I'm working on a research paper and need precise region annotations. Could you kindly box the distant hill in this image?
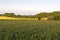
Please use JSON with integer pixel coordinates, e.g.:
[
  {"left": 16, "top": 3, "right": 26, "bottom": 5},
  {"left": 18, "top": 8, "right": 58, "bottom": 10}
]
[{"left": 35, "top": 11, "right": 60, "bottom": 20}]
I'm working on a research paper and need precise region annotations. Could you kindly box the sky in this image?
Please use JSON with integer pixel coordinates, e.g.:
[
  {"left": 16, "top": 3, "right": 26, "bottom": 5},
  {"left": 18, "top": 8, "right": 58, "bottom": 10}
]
[{"left": 0, "top": 0, "right": 60, "bottom": 15}]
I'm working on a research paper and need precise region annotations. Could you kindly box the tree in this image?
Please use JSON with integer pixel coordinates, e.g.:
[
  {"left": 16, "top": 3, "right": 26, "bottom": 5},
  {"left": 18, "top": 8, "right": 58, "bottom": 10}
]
[
  {"left": 4, "top": 13, "right": 16, "bottom": 17},
  {"left": 35, "top": 12, "right": 51, "bottom": 20}
]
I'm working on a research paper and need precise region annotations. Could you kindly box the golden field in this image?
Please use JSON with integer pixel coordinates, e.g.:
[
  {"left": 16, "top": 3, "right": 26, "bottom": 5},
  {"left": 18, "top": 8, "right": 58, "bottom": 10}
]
[{"left": 0, "top": 16, "right": 38, "bottom": 20}]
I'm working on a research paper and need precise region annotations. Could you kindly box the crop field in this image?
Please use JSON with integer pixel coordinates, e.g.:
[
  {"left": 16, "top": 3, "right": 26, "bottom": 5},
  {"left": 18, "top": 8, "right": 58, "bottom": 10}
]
[
  {"left": 0, "top": 20, "right": 60, "bottom": 40},
  {"left": 0, "top": 16, "right": 38, "bottom": 20}
]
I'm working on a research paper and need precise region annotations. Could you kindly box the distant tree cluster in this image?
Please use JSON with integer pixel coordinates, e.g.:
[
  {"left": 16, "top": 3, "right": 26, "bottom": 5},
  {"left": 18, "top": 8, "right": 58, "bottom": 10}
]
[
  {"left": 0, "top": 11, "right": 60, "bottom": 20},
  {"left": 35, "top": 11, "right": 60, "bottom": 20},
  {"left": 0, "top": 13, "right": 35, "bottom": 18}
]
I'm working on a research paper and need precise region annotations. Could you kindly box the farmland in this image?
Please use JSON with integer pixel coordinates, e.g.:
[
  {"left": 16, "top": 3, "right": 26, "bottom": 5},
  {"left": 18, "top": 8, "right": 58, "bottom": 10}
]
[
  {"left": 0, "top": 16, "right": 38, "bottom": 20},
  {"left": 0, "top": 20, "right": 60, "bottom": 40}
]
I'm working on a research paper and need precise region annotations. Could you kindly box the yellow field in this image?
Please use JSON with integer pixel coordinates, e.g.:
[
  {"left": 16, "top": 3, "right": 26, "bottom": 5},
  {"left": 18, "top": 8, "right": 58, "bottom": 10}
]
[
  {"left": 41, "top": 17, "right": 48, "bottom": 20},
  {"left": 0, "top": 16, "right": 38, "bottom": 20}
]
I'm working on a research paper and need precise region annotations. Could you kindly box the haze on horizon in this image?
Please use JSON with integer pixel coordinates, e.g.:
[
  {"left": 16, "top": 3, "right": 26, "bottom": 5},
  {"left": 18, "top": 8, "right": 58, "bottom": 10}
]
[{"left": 0, "top": 0, "right": 60, "bottom": 15}]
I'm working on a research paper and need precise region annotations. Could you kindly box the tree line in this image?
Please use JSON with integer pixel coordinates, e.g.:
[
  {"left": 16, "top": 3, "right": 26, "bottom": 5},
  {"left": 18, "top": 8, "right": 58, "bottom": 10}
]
[
  {"left": 35, "top": 11, "right": 60, "bottom": 20},
  {"left": 0, "top": 11, "right": 60, "bottom": 20}
]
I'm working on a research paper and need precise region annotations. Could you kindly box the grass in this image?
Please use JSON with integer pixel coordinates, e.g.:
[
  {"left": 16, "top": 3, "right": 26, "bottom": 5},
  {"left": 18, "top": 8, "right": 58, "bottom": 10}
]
[{"left": 0, "top": 20, "right": 60, "bottom": 40}]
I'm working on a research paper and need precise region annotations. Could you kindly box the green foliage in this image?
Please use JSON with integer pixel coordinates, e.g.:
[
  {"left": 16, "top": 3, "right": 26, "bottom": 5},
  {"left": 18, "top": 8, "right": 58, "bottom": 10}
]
[
  {"left": 4, "top": 13, "right": 16, "bottom": 17},
  {"left": 35, "top": 11, "right": 60, "bottom": 20},
  {"left": 0, "top": 20, "right": 60, "bottom": 40},
  {"left": 47, "top": 16, "right": 60, "bottom": 20},
  {"left": 35, "top": 12, "right": 51, "bottom": 17}
]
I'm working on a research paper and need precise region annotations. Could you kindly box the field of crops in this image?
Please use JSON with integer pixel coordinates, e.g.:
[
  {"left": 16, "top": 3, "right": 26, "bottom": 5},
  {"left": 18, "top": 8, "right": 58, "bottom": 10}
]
[
  {"left": 0, "top": 20, "right": 60, "bottom": 40},
  {"left": 0, "top": 16, "right": 38, "bottom": 20}
]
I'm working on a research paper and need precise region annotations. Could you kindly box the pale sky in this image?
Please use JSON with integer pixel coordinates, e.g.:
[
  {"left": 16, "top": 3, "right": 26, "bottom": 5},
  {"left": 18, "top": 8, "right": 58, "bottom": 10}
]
[{"left": 0, "top": 0, "right": 60, "bottom": 15}]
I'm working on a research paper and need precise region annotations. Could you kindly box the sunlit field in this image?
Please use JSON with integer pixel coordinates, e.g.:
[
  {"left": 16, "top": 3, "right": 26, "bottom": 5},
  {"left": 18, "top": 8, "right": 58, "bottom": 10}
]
[
  {"left": 0, "top": 16, "right": 18, "bottom": 20},
  {"left": 0, "top": 20, "right": 60, "bottom": 40},
  {"left": 0, "top": 16, "right": 38, "bottom": 20}
]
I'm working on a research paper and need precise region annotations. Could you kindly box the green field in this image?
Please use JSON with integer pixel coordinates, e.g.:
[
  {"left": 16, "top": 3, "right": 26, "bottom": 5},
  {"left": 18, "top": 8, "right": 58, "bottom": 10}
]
[{"left": 0, "top": 20, "right": 60, "bottom": 40}]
